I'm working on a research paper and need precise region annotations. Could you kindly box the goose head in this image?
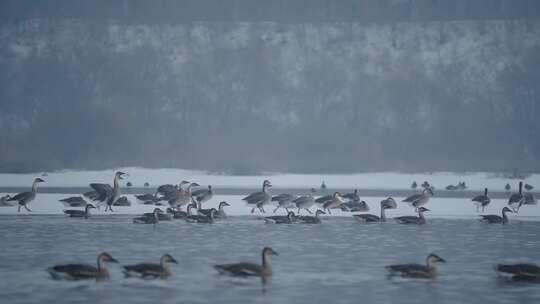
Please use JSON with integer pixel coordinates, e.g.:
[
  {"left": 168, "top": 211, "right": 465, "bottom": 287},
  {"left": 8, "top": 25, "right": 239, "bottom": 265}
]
[
  {"left": 502, "top": 206, "right": 513, "bottom": 214},
  {"left": 426, "top": 253, "right": 446, "bottom": 267},
  {"left": 115, "top": 171, "right": 127, "bottom": 180},
  {"left": 98, "top": 252, "right": 119, "bottom": 264},
  {"left": 263, "top": 180, "right": 272, "bottom": 189},
  {"left": 34, "top": 177, "right": 45, "bottom": 183},
  {"left": 418, "top": 207, "right": 430, "bottom": 214},
  {"left": 218, "top": 201, "right": 230, "bottom": 208},
  {"left": 381, "top": 197, "right": 397, "bottom": 209},
  {"left": 263, "top": 247, "right": 279, "bottom": 256},
  {"left": 161, "top": 254, "right": 178, "bottom": 265}
]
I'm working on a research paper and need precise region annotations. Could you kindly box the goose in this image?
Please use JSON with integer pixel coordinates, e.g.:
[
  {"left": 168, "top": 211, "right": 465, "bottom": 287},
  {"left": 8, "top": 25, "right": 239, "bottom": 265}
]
[
  {"left": 341, "top": 189, "right": 360, "bottom": 201},
  {"left": 199, "top": 201, "right": 230, "bottom": 219},
  {"left": 321, "top": 181, "right": 327, "bottom": 189},
  {"left": 508, "top": 182, "right": 525, "bottom": 212},
  {"left": 0, "top": 195, "right": 14, "bottom": 207},
  {"left": 315, "top": 194, "right": 333, "bottom": 205},
  {"left": 155, "top": 183, "right": 181, "bottom": 201},
  {"left": 294, "top": 194, "right": 316, "bottom": 214},
  {"left": 59, "top": 196, "right": 88, "bottom": 207},
  {"left": 386, "top": 253, "right": 446, "bottom": 279},
  {"left": 395, "top": 207, "right": 429, "bottom": 225},
  {"left": 321, "top": 192, "right": 346, "bottom": 215},
  {"left": 214, "top": 247, "right": 278, "bottom": 277},
  {"left": 446, "top": 184, "right": 458, "bottom": 191},
  {"left": 133, "top": 208, "right": 162, "bottom": 225},
  {"left": 7, "top": 177, "right": 45, "bottom": 212},
  {"left": 402, "top": 188, "right": 434, "bottom": 211},
  {"left": 186, "top": 208, "right": 217, "bottom": 223},
  {"left": 354, "top": 197, "right": 397, "bottom": 223},
  {"left": 271, "top": 193, "right": 296, "bottom": 213},
  {"left": 123, "top": 254, "right": 178, "bottom": 279},
  {"left": 298, "top": 210, "right": 325, "bottom": 224},
  {"left": 192, "top": 185, "right": 213, "bottom": 208},
  {"left": 523, "top": 193, "right": 537, "bottom": 205},
  {"left": 480, "top": 207, "right": 513, "bottom": 224},
  {"left": 341, "top": 200, "right": 370, "bottom": 212},
  {"left": 113, "top": 196, "right": 131, "bottom": 207},
  {"left": 472, "top": 188, "right": 491, "bottom": 212},
  {"left": 411, "top": 181, "right": 418, "bottom": 191},
  {"left": 84, "top": 171, "right": 127, "bottom": 212},
  {"left": 505, "top": 183, "right": 511, "bottom": 192},
  {"left": 524, "top": 184, "right": 534, "bottom": 191},
  {"left": 177, "top": 182, "right": 200, "bottom": 210},
  {"left": 242, "top": 180, "right": 272, "bottom": 213},
  {"left": 168, "top": 203, "right": 197, "bottom": 219},
  {"left": 264, "top": 211, "right": 296, "bottom": 224},
  {"left": 496, "top": 263, "right": 540, "bottom": 282},
  {"left": 135, "top": 193, "right": 160, "bottom": 204},
  {"left": 63, "top": 204, "right": 96, "bottom": 218},
  {"left": 47, "top": 252, "right": 118, "bottom": 281}
]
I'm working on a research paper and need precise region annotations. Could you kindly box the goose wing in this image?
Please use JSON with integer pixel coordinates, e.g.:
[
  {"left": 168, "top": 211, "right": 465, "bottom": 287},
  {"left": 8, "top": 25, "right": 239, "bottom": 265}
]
[
  {"left": 402, "top": 193, "right": 421, "bottom": 203},
  {"left": 8, "top": 191, "right": 33, "bottom": 202},
  {"left": 242, "top": 191, "right": 265, "bottom": 204},
  {"left": 123, "top": 263, "right": 162, "bottom": 276},
  {"left": 214, "top": 263, "right": 263, "bottom": 276},
  {"left": 59, "top": 196, "right": 87, "bottom": 207},
  {"left": 86, "top": 184, "right": 113, "bottom": 202},
  {"left": 48, "top": 264, "right": 97, "bottom": 279}
]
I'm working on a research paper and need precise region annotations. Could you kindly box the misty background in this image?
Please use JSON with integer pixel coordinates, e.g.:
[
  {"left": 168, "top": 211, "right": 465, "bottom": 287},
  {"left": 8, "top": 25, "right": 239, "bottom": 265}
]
[{"left": 1, "top": 0, "right": 539, "bottom": 174}]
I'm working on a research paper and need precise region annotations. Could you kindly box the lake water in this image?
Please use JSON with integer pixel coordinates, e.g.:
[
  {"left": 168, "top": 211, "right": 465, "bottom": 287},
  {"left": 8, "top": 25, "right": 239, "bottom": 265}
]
[{"left": 1, "top": 194, "right": 540, "bottom": 304}]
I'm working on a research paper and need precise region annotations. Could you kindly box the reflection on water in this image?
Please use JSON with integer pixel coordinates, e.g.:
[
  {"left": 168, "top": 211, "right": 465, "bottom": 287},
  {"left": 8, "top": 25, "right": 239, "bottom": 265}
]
[{"left": 0, "top": 215, "right": 539, "bottom": 304}]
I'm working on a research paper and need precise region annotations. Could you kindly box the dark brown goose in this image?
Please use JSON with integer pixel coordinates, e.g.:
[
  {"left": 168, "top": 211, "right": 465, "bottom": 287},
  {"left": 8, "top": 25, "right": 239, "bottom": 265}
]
[
  {"left": 386, "top": 253, "right": 446, "bottom": 279},
  {"left": 47, "top": 252, "right": 118, "bottom": 281},
  {"left": 63, "top": 204, "right": 96, "bottom": 219},
  {"left": 123, "top": 254, "right": 178, "bottom": 279},
  {"left": 214, "top": 247, "right": 278, "bottom": 277}
]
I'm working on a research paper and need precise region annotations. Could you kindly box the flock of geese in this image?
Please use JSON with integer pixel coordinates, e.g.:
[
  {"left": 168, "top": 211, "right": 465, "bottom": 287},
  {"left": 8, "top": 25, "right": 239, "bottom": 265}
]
[{"left": 1, "top": 172, "right": 539, "bottom": 283}]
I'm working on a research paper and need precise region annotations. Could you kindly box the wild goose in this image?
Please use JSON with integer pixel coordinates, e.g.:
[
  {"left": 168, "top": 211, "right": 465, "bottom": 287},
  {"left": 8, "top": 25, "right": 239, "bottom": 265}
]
[
  {"left": 186, "top": 208, "right": 217, "bottom": 223},
  {"left": 496, "top": 263, "right": 540, "bottom": 282},
  {"left": 472, "top": 188, "right": 491, "bottom": 212},
  {"left": 192, "top": 185, "right": 213, "bottom": 209},
  {"left": 271, "top": 193, "right": 296, "bottom": 213},
  {"left": 294, "top": 194, "right": 316, "bottom": 214},
  {"left": 524, "top": 184, "right": 534, "bottom": 191},
  {"left": 59, "top": 196, "right": 88, "bottom": 207},
  {"left": 508, "top": 182, "right": 525, "bottom": 213},
  {"left": 133, "top": 208, "right": 162, "bottom": 225},
  {"left": 341, "top": 200, "right": 370, "bottom": 212},
  {"left": 168, "top": 203, "right": 197, "bottom": 219},
  {"left": 264, "top": 211, "right": 296, "bottom": 224},
  {"left": 47, "top": 252, "right": 118, "bottom": 281},
  {"left": 7, "top": 177, "right": 45, "bottom": 212},
  {"left": 135, "top": 193, "right": 160, "bottom": 204},
  {"left": 0, "top": 195, "right": 14, "bottom": 207},
  {"left": 298, "top": 210, "right": 325, "bottom": 224},
  {"left": 214, "top": 247, "right": 278, "bottom": 277},
  {"left": 84, "top": 171, "right": 127, "bottom": 212},
  {"left": 395, "top": 207, "right": 429, "bottom": 225},
  {"left": 199, "top": 201, "right": 230, "bottom": 219},
  {"left": 354, "top": 198, "right": 397, "bottom": 223},
  {"left": 63, "top": 204, "right": 96, "bottom": 219},
  {"left": 386, "top": 253, "right": 446, "bottom": 279},
  {"left": 177, "top": 182, "right": 200, "bottom": 210},
  {"left": 242, "top": 180, "right": 272, "bottom": 213},
  {"left": 341, "top": 189, "right": 360, "bottom": 202},
  {"left": 123, "top": 254, "right": 178, "bottom": 279},
  {"left": 402, "top": 188, "right": 434, "bottom": 211},
  {"left": 321, "top": 192, "right": 346, "bottom": 215},
  {"left": 480, "top": 207, "right": 513, "bottom": 224},
  {"left": 411, "top": 181, "right": 418, "bottom": 191},
  {"left": 505, "top": 183, "right": 511, "bottom": 192}
]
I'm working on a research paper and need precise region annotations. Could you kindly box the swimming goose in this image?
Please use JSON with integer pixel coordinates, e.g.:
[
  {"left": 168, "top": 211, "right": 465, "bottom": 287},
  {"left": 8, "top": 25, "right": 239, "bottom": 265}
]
[
  {"left": 84, "top": 171, "right": 127, "bottom": 212},
  {"left": 472, "top": 188, "right": 491, "bottom": 212},
  {"left": 496, "top": 263, "right": 540, "bottom": 282},
  {"left": 264, "top": 211, "right": 296, "bottom": 224},
  {"left": 168, "top": 203, "right": 197, "bottom": 219},
  {"left": 199, "top": 201, "right": 230, "bottom": 219},
  {"left": 341, "top": 200, "right": 370, "bottom": 212},
  {"left": 402, "top": 188, "right": 434, "bottom": 211},
  {"left": 123, "top": 254, "right": 178, "bottom": 279},
  {"left": 321, "top": 192, "right": 346, "bottom": 214},
  {"left": 271, "top": 193, "right": 296, "bottom": 213},
  {"left": 186, "top": 208, "right": 217, "bottom": 223},
  {"left": 386, "top": 253, "right": 446, "bottom": 279},
  {"left": 63, "top": 204, "right": 96, "bottom": 218},
  {"left": 155, "top": 183, "right": 180, "bottom": 201},
  {"left": 480, "top": 207, "right": 513, "bottom": 224},
  {"left": 59, "top": 196, "right": 88, "bottom": 207},
  {"left": 0, "top": 195, "right": 14, "bottom": 206},
  {"left": 395, "top": 207, "right": 429, "bottom": 225},
  {"left": 242, "top": 180, "right": 272, "bottom": 213},
  {"left": 354, "top": 198, "right": 397, "bottom": 223},
  {"left": 294, "top": 194, "right": 316, "bottom": 214},
  {"left": 524, "top": 184, "right": 534, "bottom": 191},
  {"left": 298, "top": 210, "right": 325, "bottom": 224},
  {"left": 214, "top": 247, "right": 278, "bottom": 277},
  {"left": 192, "top": 185, "right": 213, "bottom": 208},
  {"left": 508, "top": 182, "right": 525, "bottom": 213},
  {"left": 133, "top": 208, "right": 162, "bottom": 225},
  {"left": 47, "top": 252, "right": 118, "bottom": 281},
  {"left": 8, "top": 177, "right": 45, "bottom": 212}
]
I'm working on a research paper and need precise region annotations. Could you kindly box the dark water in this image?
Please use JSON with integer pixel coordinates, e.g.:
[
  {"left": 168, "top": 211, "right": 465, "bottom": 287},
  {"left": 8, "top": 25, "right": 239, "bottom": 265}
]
[{"left": 1, "top": 215, "right": 539, "bottom": 304}]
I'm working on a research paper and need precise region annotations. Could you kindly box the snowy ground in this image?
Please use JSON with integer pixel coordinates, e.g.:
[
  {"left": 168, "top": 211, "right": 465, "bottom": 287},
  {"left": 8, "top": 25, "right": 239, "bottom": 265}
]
[{"left": 0, "top": 167, "right": 538, "bottom": 191}]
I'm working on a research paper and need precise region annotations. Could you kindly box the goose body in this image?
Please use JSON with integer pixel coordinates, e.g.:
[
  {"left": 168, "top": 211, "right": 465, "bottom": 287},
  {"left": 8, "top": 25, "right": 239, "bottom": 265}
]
[
  {"left": 59, "top": 196, "right": 87, "bottom": 207},
  {"left": 508, "top": 182, "right": 525, "bottom": 212},
  {"left": 199, "top": 201, "right": 230, "bottom": 219},
  {"left": 133, "top": 208, "right": 162, "bottom": 224},
  {"left": 186, "top": 208, "right": 216, "bottom": 223},
  {"left": 321, "top": 192, "right": 345, "bottom": 214},
  {"left": 192, "top": 185, "right": 213, "bottom": 207},
  {"left": 214, "top": 247, "right": 278, "bottom": 277},
  {"left": 299, "top": 210, "right": 325, "bottom": 224},
  {"left": 47, "top": 252, "right": 118, "bottom": 281},
  {"left": 395, "top": 207, "right": 429, "bottom": 225},
  {"left": 354, "top": 198, "right": 397, "bottom": 223},
  {"left": 271, "top": 193, "right": 296, "bottom": 213},
  {"left": 496, "top": 263, "right": 540, "bottom": 282},
  {"left": 264, "top": 211, "right": 296, "bottom": 224},
  {"left": 472, "top": 188, "right": 491, "bottom": 212},
  {"left": 242, "top": 180, "right": 272, "bottom": 213},
  {"left": 85, "top": 171, "right": 126, "bottom": 212},
  {"left": 8, "top": 178, "right": 45, "bottom": 212},
  {"left": 386, "top": 253, "right": 446, "bottom": 279},
  {"left": 123, "top": 254, "right": 178, "bottom": 279},
  {"left": 294, "top": 194, "right": 315, "bottom": 214},
  {"left": 0, "top": 195, "right": 14, "bottom": 207},
  {"left": 480, "top": 207, "right": 513, "bottom": 224},
  {"left": 402, "top": 188, "right": 433, "bottom": 210},
  {"left": 63, "top": 204, "right": 96, "bottom": 218}
]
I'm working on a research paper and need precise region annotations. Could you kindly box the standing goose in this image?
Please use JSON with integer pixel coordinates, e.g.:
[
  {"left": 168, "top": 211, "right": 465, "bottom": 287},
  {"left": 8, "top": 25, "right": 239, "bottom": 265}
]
[
  {"left": 63, "top": 204, "right": 96, "bottom": 219},
  {"left": 354, "top": 197, "right": 397, "bottom": 223},
  {"left": 395, "top": 207, "right": 430, "bottom": 225},
  {"left": 47, "top": 252, "right": 118, "bottom": 281},
  {"left": 321, "top": 192, "right": 346, "bottom": 214},
  {"left": 402, "top": 188, "right": 434, "bottom": 211},
  {"left": 123, "top": 254, "right": 178, "bottom": 279},
  {"left": 0, "top": 195, "right": 14, "bottom": 207},
  {"left": 472, "top": 188, "right": 491, "bottom": 212},
  {"left": 59, "top": 196, "right": 88, "bottom": 207},
  {"left": 294, "top": 194, "right": 316, "bottom": 214},
  {"left": 264, "top": 211, "right": 296, "bottom": 224},
  {"left": 177, "top": 182, "right": 200, "bottom": 210},
  {"left": 480, "top": 207, "right": 513, "bottom": 224},
  {"left": 192, "top": 185, "right": 213, "bottom": 209},
  {"left": 242, "top": 180, "right": 272, "bottom": 213},
  {"left": 298, "top": 210, "right": 325, "bottom": 224},
  {"left": 386, "top": 253, "right": 446, "bottom": 279},
  {"left": 199, "top": 201, "right": 230, "bottom": 219},
  {"left": 84, "top": 171, "right": 127, "bottom": 212},
  {"left": 214, "top": 247, "right": 278, "bottom": 277},
  {"left": 271, "top": 193, "right": 296, "bottom": 213},
  {"left": 133, "top": 208, "right": 162, "bottom": 225},
  {"left": 8, "top": 177, "right": 45, "bottom": 212},
  {"left": 508, "top": 182, "right": 525, "bottom": 213},
  {"left": 496, "top": 263, "right": 540, "bottom": 282}
]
